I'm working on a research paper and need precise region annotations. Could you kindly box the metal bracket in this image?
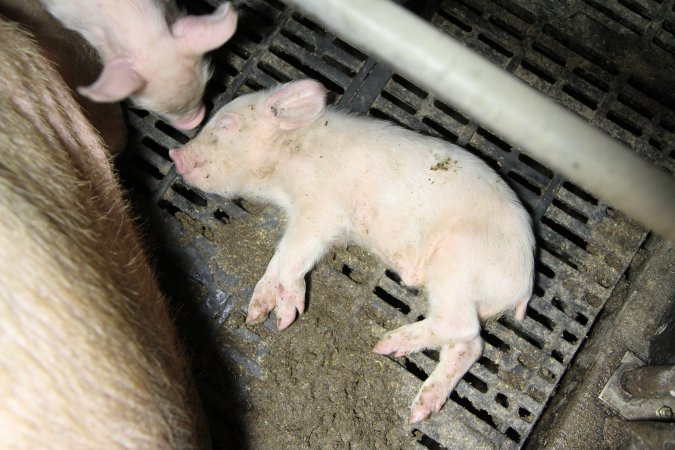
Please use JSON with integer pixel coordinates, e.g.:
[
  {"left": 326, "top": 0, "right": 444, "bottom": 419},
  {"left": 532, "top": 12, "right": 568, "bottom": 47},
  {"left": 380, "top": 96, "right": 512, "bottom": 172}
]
[{"left": 599, "top": 352, "right": 675, "bottom": 421}]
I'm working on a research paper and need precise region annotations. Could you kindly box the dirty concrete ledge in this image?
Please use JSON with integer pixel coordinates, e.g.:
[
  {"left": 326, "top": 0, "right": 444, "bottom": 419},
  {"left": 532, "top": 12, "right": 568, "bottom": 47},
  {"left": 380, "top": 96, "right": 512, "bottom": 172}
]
[{"left": 525, "top": 234, "right": 675, "bottom": 449}]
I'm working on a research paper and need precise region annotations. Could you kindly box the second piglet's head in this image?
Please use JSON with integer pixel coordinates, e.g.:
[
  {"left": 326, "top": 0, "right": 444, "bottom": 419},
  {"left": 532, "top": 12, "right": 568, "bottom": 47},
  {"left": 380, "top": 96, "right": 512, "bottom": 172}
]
[
  {"left": 78, "top": 2, "right": 238, "bottom": 130},
  {"left": 169, "top": 79, "right": 328, "bottom": 195}
]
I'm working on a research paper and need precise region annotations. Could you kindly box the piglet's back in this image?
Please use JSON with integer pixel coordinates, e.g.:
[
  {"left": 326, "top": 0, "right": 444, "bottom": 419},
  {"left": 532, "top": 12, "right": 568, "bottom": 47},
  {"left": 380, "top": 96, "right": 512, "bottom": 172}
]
[{"left": 301, "top": 111, "right": 528, "bottom": 227}]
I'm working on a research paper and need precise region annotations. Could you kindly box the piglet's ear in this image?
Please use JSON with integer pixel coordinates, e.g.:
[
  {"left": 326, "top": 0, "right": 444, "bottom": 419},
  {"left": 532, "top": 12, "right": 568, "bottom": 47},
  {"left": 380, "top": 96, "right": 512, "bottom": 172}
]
[
  {"left": 77, "top": 58, "right": 145, "bottom": 102},
  {"left": 172, "top": 2, "right": 238, "bottom": 54},
  {"left": 265, "top": 79, "right": 327, "bottom": 130}
]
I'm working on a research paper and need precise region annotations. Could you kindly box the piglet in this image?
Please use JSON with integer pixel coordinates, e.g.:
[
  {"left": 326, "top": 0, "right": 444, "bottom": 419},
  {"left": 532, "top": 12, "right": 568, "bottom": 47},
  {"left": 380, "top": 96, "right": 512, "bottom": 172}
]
[
  {"left": 169, "top": 79, "right": 535, "bottom": 423},
  {"left": 39, "top": 0, "right": 238, "bottom": 130}
]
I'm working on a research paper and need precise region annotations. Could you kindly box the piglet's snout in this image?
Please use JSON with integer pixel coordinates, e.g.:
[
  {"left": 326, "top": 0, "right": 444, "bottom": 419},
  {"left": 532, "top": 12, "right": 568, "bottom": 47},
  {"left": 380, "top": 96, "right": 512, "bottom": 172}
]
[
  {"left": 169, "top": 147, "right": 205, "bottom": 175},
  {"left": 169, "top": 104, "right": 206, "bottom": 130},
  {"left": 169, "top": 148, "right": 187, "bottom": 174}
]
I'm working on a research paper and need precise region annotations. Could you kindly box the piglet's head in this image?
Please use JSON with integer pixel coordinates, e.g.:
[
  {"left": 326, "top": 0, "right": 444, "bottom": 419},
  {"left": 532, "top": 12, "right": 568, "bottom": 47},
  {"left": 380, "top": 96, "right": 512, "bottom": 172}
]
[
  {"left": 169, "top": 79, "right": 328, "bottom": 195},
  {"left": 78, "top": 2, "right": 238, "bottom": 130}
]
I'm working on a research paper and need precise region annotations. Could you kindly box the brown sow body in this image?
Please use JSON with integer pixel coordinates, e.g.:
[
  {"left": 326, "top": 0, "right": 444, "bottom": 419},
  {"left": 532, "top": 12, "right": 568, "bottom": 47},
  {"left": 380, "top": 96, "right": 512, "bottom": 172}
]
[{"left": 0, "top": 18, "right": 206, "bottom": 449}]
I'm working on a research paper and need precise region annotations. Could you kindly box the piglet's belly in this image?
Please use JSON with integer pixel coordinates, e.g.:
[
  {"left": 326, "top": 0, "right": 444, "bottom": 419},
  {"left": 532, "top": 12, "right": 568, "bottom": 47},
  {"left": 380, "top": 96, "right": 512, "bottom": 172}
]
[{"left": 348, "top": 223, "right": 433, "bottom": 288}]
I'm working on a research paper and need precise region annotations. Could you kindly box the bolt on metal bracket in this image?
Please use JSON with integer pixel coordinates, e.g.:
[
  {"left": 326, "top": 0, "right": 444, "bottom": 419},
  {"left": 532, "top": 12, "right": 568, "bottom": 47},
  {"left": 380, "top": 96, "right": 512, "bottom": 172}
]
[{"left": 599, "top": 352, "right": 675, "bottom": 422}]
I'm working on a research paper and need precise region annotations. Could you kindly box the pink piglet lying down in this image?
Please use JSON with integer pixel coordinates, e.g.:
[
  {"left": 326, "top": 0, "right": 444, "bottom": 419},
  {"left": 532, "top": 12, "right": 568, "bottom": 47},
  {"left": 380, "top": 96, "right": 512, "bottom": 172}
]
[{"left": 169, "top": 79, "right": 535, "bottom": 423}]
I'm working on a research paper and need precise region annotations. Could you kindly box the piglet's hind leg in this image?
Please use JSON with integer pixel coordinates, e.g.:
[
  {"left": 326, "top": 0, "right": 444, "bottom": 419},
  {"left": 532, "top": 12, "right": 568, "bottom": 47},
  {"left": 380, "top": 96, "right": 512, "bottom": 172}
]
[
  {"left": 374, "top": 258, "right": 482, "bottom": 356},
  {"left": 409, "top": 337, "right": 483, "bottom": 423},
  {"left": 372, "top": 320, "right": 439, "bottom": 357},
  {"left": 373, "top": 299, "right": 480, "bottom": 357}
]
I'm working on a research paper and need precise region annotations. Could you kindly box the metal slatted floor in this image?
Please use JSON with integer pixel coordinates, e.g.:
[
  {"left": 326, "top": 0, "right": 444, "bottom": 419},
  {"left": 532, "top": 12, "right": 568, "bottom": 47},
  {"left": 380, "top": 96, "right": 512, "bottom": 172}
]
[{"left": 117, "top": 0, "right": 674, "bottom": 447}]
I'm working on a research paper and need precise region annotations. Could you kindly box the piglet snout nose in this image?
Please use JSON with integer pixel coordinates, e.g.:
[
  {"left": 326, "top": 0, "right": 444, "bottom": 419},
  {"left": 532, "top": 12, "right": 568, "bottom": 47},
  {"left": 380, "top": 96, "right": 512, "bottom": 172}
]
[{"left": 168, "top": 149, "right": 184, "bottom": 174}]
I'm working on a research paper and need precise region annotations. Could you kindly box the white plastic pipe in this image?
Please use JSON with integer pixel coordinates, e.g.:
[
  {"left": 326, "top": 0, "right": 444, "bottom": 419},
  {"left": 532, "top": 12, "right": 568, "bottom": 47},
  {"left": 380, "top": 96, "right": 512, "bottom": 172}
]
[{"left": 281, "top": 0, "right": 675, "bottom": 242}]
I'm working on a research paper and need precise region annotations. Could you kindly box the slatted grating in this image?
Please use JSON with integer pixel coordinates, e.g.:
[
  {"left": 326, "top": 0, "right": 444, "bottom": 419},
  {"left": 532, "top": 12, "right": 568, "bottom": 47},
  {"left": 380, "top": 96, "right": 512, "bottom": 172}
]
[{"left": 116, "top": 0, "right": 674, "bottom": 447}]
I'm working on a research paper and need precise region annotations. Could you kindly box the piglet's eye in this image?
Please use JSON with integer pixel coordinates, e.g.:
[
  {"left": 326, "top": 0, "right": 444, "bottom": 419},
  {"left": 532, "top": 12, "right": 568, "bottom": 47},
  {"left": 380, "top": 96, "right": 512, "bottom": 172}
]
[{"left": 214, "top": 112, "right": 237, "bottom": 130}]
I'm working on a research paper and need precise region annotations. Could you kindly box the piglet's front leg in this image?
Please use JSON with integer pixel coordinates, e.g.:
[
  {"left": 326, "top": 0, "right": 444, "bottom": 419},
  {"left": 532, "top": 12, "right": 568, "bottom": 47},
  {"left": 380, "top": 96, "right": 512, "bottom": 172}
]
[
  {"left": 245, "top": 211, "right": 340, "bottom": 330},
  {"left": 245, "top": 253, "right": 282, "bottom": 325},
  {"left": 246, "top": 253, "right": 308, "bottom": 330}
]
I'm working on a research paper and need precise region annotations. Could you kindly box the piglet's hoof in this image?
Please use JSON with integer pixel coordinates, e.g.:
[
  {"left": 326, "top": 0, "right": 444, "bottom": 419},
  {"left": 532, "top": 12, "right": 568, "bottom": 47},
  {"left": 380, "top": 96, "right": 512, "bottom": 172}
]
[
  {"left": 409, "top": 383, "right": 446, "bottom": 423},
  {"left": 372, "top": 321, "right": 434, "bottom": 357},
  {"left": 273, "top": 284, "right": 305, "bottom": 330},
  {"left": 245, "top": 308, "right": 269, "bottom": 325}
]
